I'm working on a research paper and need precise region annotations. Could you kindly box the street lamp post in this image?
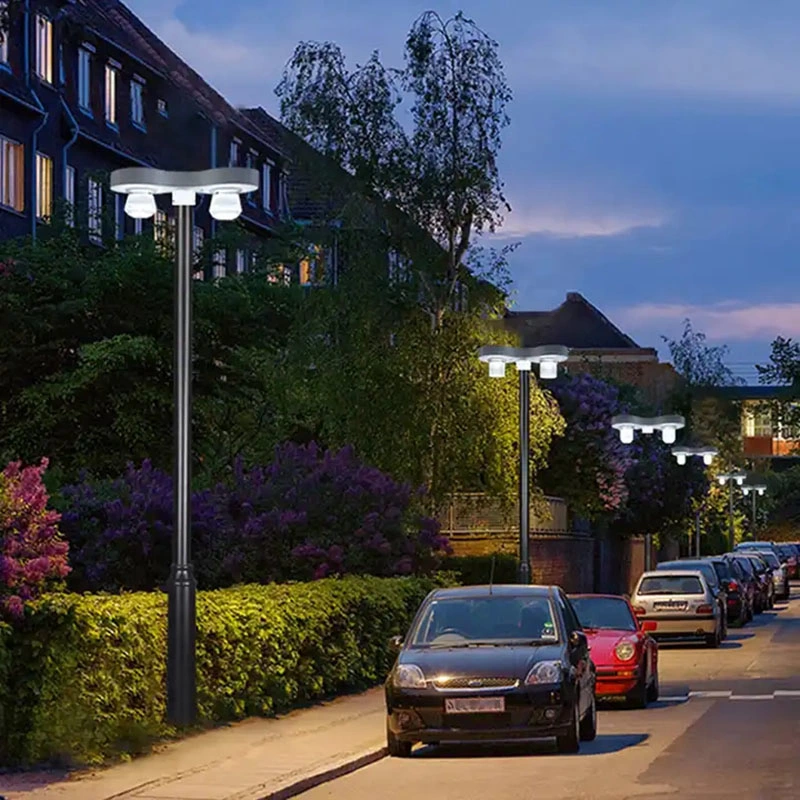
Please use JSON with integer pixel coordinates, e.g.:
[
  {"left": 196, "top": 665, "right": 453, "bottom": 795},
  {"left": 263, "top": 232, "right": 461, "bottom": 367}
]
[
  {"left": 110, "top": 167, "right": 258, "bottom": 727},
  {"left": 478, "top": 345, "right": 570, "bottom": 584},
  {"left": 671, "top": 446, "right": 718, "bottom": 556},
  {"left": 610, "top": 414, "right": 686, "bottom": 571},
  {"left": 742, "top": 483, "right": 767, "bottom": 536},
  {"left": 716, "top": 471, "right": 747, "bottom": 552}
]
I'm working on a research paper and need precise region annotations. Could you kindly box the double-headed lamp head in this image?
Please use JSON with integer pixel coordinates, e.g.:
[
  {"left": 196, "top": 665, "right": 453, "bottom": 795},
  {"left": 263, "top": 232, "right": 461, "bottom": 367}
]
[{"left": 124, "top": 191, "right": 157, "bottom": 219}]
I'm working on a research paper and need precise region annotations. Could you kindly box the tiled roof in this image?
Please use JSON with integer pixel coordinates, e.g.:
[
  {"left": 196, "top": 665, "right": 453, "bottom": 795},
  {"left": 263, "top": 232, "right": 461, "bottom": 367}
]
[
  {"left": 69, "top": 1, "right": 288, "bottom": 160},
  {"left": 505, "top": 292, "right": 644, "bottom": 349}
]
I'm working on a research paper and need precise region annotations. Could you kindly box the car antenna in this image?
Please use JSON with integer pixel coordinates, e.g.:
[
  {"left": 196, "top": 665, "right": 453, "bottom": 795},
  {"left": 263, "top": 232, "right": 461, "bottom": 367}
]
[{"left": 489, "top": 554, "right": 496, "bottom": 594}]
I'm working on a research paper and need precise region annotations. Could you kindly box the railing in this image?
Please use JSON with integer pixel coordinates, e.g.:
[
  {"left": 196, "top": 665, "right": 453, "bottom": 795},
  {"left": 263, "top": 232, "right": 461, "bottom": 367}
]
[{"left": 438, "top": 493, "right": 569, "bottom": 535}]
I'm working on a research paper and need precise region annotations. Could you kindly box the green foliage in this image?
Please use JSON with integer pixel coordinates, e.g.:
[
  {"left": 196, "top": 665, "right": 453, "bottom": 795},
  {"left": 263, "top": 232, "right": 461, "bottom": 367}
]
[
  {"left": 0, "top": 575, "right": 453, "bottom": 768},
  {"left": 762, "top": 465, "right": 800, "bottom": 539},
  {"left": 754, "top": 337, "right": 800, "bottom": 455},
  {"left": 441, "top": 554, "right": 519, "bottom": 585}
]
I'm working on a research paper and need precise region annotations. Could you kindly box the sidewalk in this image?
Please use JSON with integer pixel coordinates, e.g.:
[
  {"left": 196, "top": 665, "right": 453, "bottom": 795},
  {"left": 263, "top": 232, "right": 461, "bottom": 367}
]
[{"left": 0, "top": 688, "right": 387, "bottom": 800}]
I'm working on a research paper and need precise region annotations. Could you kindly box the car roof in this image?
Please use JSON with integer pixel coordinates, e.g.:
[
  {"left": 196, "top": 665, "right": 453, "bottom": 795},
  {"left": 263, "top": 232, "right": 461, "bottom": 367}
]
[
  {"left": 430, "top": 585, "right": 554, "bottom": 599},
  {"left": 568, "top": 593, "right": 629, "bottom": 600},
  {"left": 639, "top": 569, "right": 705, "bottom": 578}
]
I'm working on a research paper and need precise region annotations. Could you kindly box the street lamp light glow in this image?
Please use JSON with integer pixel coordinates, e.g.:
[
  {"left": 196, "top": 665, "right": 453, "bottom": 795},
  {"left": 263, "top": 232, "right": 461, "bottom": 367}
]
[
  {"left": 209, "top": 190, "right": 243, "bottom": 221},
  {"left": 703, "top": 453, "right": 714, "bottom": 465},
  {"left": 488, "top": 359, "right": 506, "bottom": 378},
  {"left": 124, "top": 190, "right": 157, "bottom": 218},
  {"left": 620, "top": 426, "right": 634, "bottom": 444},
  {"left": 538, "top": 359, "right": 558, "bottom": 379},
  {"left": 661, "top": 426, "right": 676, "bottom": 444}
]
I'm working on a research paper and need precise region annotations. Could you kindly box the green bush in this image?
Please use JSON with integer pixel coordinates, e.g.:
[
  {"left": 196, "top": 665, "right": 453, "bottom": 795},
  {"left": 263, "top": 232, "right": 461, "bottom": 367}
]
[
  {"left": 442, "top": 553, "right": 519, "bottom": 585},
  {"left": 0, "top": 574, "right": 455, "bottom": 768}
]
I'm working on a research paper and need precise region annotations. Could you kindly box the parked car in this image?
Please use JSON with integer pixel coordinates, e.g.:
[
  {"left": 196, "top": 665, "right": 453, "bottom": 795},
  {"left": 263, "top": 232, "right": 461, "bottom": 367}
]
[
  {"left": 631, "top": 570, "right": 724, "bottom": 647},
  {"left": 656, "top": 559, "right": 728, "bottom": 638},
  {"left": 737, "top": 552, "right": 774, "bottom": 610},
  {"left": 752, "top": 549, "right": 788, "bottom": 601},
  {"left": 569, "top": 593, "right": 659, "bottom": 708},
  {"left": 773, "top": 543, "right": 798, "bottom": 580},
  {"left": 385, "top": 585, "right": 598, "bottom": 756},
  {"left": 702, "top": 555, "right": 750, "bottom": 626},
  {"left": 723, "top": 554, "right": 758, "bottom": 624}
]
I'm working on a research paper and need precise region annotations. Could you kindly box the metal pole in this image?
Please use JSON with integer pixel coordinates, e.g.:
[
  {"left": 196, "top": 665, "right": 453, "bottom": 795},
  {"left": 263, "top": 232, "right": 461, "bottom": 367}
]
[
  {"left": 751, "top": 491, "right": 757, "bottom": 534},
  {"left": 695, "top": 508, "right": 701, "bottom": 557},
  {"left": 728, "top": 481, "right": 735, "bottom": 551},
  {"left": 518, "top": 367, "right": 531, "bottom": 585},
  {"left": 167, "top": 203, "right": 197, "bottom": 726},
  {"left": 644, "top": 533, "right": 652, "bottom": 571}
]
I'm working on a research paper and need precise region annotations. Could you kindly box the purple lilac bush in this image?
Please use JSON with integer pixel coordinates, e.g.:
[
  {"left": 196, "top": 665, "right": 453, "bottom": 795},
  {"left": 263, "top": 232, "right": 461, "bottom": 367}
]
[
  {"left": 58, "top": 443, "right": 450, "bottom": 592},
  {"left": 0, "top": 458, "right": 70, "bottom": 619}
]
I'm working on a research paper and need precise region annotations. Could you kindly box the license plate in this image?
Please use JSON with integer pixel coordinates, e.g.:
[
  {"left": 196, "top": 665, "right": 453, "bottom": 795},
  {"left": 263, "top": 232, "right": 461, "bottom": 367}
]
[
  {"left": 654, "top": 601, "right": 687, "bottom": 611},
  {"left": 444, "top": 697, "right": 505, "bottom": 714}
]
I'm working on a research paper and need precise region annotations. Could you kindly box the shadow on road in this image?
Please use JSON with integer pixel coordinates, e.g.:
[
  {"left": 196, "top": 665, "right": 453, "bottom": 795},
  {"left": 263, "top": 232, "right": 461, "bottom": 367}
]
[
  {"left": 718, "top": 641, "right": 742, "bottom": 649},
  {"left": 414, "top": 733, "right": 649, "bottom": 759},
  {"left": 724, "top": 632, "right": 755, "bottom": 641}
]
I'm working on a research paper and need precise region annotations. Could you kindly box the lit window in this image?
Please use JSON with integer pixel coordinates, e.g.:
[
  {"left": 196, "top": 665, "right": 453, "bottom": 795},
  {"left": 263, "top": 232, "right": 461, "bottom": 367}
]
[
  {"left": 64, "top": 165, "right": 75, "bottom": 226},
  {"left": 229, "top": 139, "right": 240, "bottom": 167},
  {"left": 35, "top": 15, "right": 52, "bottom": 83},
  {"left": 154, "top": 209, "right": 169, "bottom": 249},
  {"left": 0, "top": 135, "right": 25, "bottom": 211},
  {"left": 78, "top": 48, "right": 92, "bottom": 110},
  {"left": 213, "top": 249, "right": 227, "bottom": 278},
  {"left": 87, "top": 177, "right": 103, "bottom": 244},
  {"left": 262, "top": 162, "right": 272, "bottom": 210},
  {"left": 157, "top": 98, "right": 168, "bottom": 116},
  {"left": 105, "top": 63, "right": 118, "bottom": 125},
  {"left": 268, "top": 263, "right": 290, "bottom": 285},
  {"left": 35, "top": 152, "right": 53, "bottom": 220},
  {"left": 745, "top": 406, "right": 773, "bottom": 438},
  {"left": 193, "top": 225, "right": 204, "bottom": 256},
  {"left": 131, "top": 79, "right": 145, "bottom": 127},
  {"left": 234, "top": 249, "right": 246, "bottom": 274},
  {"left": 299, "top": 245, "right": 324, "bottom": 285},
  {"left": 0, "top": 3, "right": 8, "bottom": 65}
]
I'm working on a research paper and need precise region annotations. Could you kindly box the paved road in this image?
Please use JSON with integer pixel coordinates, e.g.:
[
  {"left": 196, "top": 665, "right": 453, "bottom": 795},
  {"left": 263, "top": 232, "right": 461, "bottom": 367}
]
[{"left": 299, "top": 585, "right": 800, "bottom": 800}]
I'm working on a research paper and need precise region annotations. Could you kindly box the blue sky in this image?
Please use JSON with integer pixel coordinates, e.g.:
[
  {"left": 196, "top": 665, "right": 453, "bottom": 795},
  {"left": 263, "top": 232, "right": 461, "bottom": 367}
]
[{"left": 127, "top": 0, "right": 800, "bottom": 380}]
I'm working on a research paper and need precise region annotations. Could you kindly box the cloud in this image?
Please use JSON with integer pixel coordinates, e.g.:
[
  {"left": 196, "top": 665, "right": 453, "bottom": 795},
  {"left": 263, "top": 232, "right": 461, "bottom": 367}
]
[{"left": 613, "top": 301, "right": 800, "bottom": 341}]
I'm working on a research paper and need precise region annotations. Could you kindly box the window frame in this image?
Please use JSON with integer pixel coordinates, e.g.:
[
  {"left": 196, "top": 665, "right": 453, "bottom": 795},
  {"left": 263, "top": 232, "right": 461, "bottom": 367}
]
[
  {"left": 87, "top": 177, "right": 103, "bottom": 245},
  {"left": 229, "top": 138, "right": 240, "bottom": 167},
  {"left": 105, "top": 61, "right": 119, "bottom": 127},
  {"left": 35, "top": 152, "right": 53, "bottom": 220},
  {"left": 131, "top": 76, "right": 146, "bottom": 129},
  {"left": 262, "top": 160, "right": 273, "bottom": 211},
  {"left": 34, "top": 14, "right": 53, "bottom": 83},
  {"left": 64, "top": 164, "right": 75, "bottom": 226},
  {"left": 78, "top": 46, "right": 93, "bottom": 113},
  {"left": 0, "top": 2, "right": 9, "bottom": 67},
  {"left": 0, "top": 134, "right": 25, "bottom": 212}
]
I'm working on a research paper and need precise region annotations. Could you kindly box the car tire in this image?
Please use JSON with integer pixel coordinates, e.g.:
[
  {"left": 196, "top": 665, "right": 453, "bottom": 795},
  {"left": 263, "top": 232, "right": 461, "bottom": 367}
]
[
  {"left": 705, "top": 625, "right": 721, "bottom": 648},
  {"left": 646, "top": 669, "right": 659, "bottom": 703},
  {"left": 579, "top": 693, "right": 597, "bottom": 742},
  {"left": 387, "top": 723, "right": 412, "bottom": 758},
  {"left": 627, "top": 669, "right": 648, "bottom": 709},
  {"left": 556, "top": 700, "right": 581, "bottom": 754}
]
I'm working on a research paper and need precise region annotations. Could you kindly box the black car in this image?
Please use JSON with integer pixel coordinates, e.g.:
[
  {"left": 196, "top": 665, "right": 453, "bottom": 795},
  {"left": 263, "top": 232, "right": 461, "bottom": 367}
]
[
  {"left": 385, "top": 585, "right": 597, "bottom": 756},
  {"left": 703, "top": 555, "right": 749, "bottom": 626},
  {"left": 726, "top": 553, "right": 759, "bottom": 619}
]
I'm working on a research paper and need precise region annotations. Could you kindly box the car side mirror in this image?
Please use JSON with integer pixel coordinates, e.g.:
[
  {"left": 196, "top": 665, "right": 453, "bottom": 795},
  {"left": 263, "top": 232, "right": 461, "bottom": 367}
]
[
  {"left": 569, "top": 630, "right": 588, "bottom": 650},
  {"left": 388, "top": 635, "right": 404, "bottom": 651},
  {"left": 721, "top": 579, "right": 731, "bottom": 590}
]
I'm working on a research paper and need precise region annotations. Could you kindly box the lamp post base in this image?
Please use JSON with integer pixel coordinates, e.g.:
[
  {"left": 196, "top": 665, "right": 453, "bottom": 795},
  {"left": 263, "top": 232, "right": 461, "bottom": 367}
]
[{"left": 167, "top": 563, "right": 197, "bottom": 727}]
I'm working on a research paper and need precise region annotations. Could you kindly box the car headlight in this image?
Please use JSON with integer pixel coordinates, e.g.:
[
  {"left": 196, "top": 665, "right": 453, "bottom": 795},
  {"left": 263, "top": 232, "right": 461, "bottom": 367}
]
[
  {"left": 615, "top": 641, "right": 636, "bottom": 661},
  {"left": 393, "top": 664, "right": 426, "bottom": 689},
  {"left": 525, "top": 660, "right": 563, "bottom": 686}
]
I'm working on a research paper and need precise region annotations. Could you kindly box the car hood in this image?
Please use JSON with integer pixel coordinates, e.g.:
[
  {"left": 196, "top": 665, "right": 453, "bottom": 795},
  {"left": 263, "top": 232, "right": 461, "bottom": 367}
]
[
  {"left": 399, "top": 643, "right": 564, "bottom": 678},
  {"left": 584, "top": 629, "right": 640, "bottom": 664}
]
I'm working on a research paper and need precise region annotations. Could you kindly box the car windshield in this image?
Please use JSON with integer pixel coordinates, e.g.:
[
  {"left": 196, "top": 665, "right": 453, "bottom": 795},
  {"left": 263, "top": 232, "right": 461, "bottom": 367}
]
[
  {"left": 410, "top": 595, "right": 558, "bottom": 646},
  {"left": 775, "top": 545, "right": 792, "bottom": 560},
  {"left": 570, "top": 597, "right": 636, "bottom": 632},
  {"left": 711, "top": 561, "right": 732, "bottom": 581},
  {"left": 755, "top": 550, "right": 780, "bottom": 568},
  {"left": 638, "top": 575, "right": 704, "bottom": 595},
  {"left": 733, "top": 556, "right": 754, "bottom": 576},
  {"left": 746, "top": 556, "right": 768, "bottom": 573},
  {"left": 658, "top": 562, "right": 716, "bottom": 585}
]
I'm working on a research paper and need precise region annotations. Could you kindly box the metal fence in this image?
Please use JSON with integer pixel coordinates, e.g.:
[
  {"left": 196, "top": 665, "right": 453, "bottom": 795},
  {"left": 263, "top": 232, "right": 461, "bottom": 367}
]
[{"left": 438, "top": 493, "right": 569, "bottom": 536}]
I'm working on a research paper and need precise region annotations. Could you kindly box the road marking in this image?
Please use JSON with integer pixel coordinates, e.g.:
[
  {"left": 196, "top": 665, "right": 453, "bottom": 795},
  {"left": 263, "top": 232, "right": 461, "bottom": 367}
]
[
  {"left": 774, "top": 690, "right": 800, "bottom": 697},
  {"left": 730, "top": 694, "right": 774, "bottom": 700},
  {"left": 688, "top": 690, "right": 732, "bottom": 698},
  {"left": 658, "top": 695, "right": 689, "bottom": 702},
  {"left": 654, "top": 691, "right": 800, "bottom": 702}
]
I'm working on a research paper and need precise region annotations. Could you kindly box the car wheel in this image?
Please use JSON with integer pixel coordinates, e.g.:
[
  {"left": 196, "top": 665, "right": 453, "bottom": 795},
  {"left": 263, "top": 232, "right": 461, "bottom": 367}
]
[
  {"left": 556, "top": 699, "right": 581, "bottom": 753},
  {"left": 705, "top": 625, "right": 721, "bottom": 648},
  {"left": 646, "top": 668, "right": 659, "bottom": 703},
  {"left": 627, "top": 669, "right": 648, "bottom": 709},
  {"left": 387, "top": 722, "right": 412, "bottom": 758},
  {"left": 579, "top": 692, "right": 597, "bottom": 741}
]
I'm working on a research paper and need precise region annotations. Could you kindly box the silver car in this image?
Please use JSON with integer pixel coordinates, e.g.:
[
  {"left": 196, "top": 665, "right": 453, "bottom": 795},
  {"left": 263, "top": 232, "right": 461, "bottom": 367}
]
[
  {"left": 632, "top": 570, "right": 723, "bottom": 648},
  {"left": 753, "top": 549, "right": 788, "bottom": 600}
]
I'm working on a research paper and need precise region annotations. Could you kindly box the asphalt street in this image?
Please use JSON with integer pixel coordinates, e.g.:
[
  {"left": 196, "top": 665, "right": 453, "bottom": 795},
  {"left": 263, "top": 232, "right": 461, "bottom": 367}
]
[{"left": 299, "top": 585, "right": 800, "bottom": 800}]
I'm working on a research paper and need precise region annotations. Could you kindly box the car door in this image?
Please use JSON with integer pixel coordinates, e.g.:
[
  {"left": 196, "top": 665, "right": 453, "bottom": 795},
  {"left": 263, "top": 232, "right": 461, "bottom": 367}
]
[{"left": 557, "top": 590, "right": 594, "bottom": 715}]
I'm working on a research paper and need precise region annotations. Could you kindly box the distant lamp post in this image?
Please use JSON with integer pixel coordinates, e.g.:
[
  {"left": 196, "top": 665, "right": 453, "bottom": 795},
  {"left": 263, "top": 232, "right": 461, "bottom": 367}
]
[
  {"left": 478, "top": 345, "right": 570, "bottom": 584},
  {"left": 110, "top": 167, "right": 258, "bottom": 727},
  {"left": 716, "top": 471, "right": 748, "bottom": 552},
  {"left": 671, "top": 446, "right": 718, "bottom": 556},
  {"left": 610, "top": 413, "right": 686, "bottom": 571},
  {"left": 742, "top": 482, "right": 767, "bottom": 536}
]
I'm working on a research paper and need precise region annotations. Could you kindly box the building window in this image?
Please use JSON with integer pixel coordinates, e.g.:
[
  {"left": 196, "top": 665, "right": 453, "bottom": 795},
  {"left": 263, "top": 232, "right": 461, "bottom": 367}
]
[
  {"left": 234, "top": 249, "right": 246, "bottom": 274},
  {"left": 262, "top": 162, "right": 272, "bottom": 210},
  {"left": 0, "top": 3, "right": 8, "bottom": 66},
  {"left": 299, "top": 245, "right": 325, "bottom": 285},
  {"left": 64, "top": 165, "right": 75, "bottom": 226},
  {"left": 229, "top": 139, "right": 240, "bottom": 167},
  {"left": 246, "top": 151, "right": 257, "bottom": 204},
  {"left": 745, "top": 406, "right": 773, "bottom": 438},
  {"left": 193, "top": 225, "right": 204, "bottom": 257},
  {"left": 278, "top": 172, "right": 288, "bottom": 214},
  {"left": 78, "top": 48, "right": 92, "bottom": 111},
  {"left": 131, "top": 79, "right": 145, "bottom": 127},
  {"left": 157, "top": 98, "right": 168, "bottom": 116},
  {"left": 134, "top": 216, "right": 142, "bottom": 235},
  {"left": 213, "top": 249, "right": 227, "bottom": 278},
  {"left": 35, "top": 15, "right": 53, "bottom": 83},
  {"left": 154, "top": 209, "right": 169, "bottom": 249},
  {"left": 87, "top": 178, "right": 103, "bottom": 244},
  {"left": 35, "top": 153, "right": 53, "bottom": 220},
  {"left": 268, "top": 263, "right": 290, "bottom": 285},
  {"left": 105, "top": 63, "right": 118, "bottom": 125},
  {"left": 0, "top": 135, "right": 25, "bottom": 212},
  {"left": 114, "top": 194, "right": 124, "bottom": 239}
]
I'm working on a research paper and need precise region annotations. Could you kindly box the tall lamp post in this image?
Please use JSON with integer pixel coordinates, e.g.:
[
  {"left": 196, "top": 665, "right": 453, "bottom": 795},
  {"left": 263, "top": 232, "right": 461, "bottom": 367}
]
[
  {"left": 110, "top": 167, "right": 258, "bottom": 726},
  {"left": 671, "top": 446, "right": 719, "bottom": 556},
  {"left": 716, "top": 471, "right": 747, "bottom": 552},
  {"left": 610, "top": 414, "right": 686, "bottom": 571},
  {"left": 742, "top": 482, "right": 767, "bottom": 537},
  {"left": 478, "top": 345, "right": 570, "bottom": 584}
]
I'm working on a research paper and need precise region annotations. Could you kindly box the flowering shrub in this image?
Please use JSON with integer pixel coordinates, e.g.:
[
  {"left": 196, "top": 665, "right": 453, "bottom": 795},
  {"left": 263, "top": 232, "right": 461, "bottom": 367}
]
[
  {"left": 539, "top": 373, "right": 636, "bottom": 520},
  {"left": 0, "top": 458, "right": 70, "bottom": 619},
  {"left": 58, "top": 443, "right": 450, "bottom": 592}
]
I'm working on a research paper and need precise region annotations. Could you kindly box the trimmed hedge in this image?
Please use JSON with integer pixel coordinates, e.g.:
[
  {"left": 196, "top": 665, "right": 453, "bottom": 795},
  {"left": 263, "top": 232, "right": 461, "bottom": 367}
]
[
  {"left": 442, "top": 554, "right": 519, "bottom": 586},
  {"left": 0, "top": 574, "right": 454, "bottom": 768}
]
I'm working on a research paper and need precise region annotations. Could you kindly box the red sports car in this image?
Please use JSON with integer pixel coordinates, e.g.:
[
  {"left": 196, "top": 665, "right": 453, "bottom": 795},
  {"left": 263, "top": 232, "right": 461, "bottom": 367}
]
[{"left": 569, "top": 593, "right": 659, "bottom": 708}]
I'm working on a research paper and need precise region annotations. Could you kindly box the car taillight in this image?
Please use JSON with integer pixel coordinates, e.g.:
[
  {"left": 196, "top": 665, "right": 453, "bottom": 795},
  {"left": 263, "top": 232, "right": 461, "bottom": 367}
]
[
  {"left": 727, "top": 580, "right": 739, "bottom": 592},
  {"left": 696, "top": 604, "right": 713, "bottom": 614},
  {"left": 632, "top": 606, "right": 646, "bottom": 616}
]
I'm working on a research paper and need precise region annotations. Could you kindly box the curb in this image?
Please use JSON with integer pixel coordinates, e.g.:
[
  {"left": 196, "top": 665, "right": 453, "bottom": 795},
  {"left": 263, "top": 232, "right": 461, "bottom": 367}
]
[{"left": 259, "top": 747, "right": 388, "bottom": 800}]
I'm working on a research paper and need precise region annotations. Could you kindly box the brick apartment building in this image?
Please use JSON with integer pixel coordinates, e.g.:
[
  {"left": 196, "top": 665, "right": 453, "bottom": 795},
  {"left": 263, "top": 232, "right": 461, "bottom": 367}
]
[
  {"left": 503, "top": 292, "right": 681, "bottom": 406},
  {"left": 0, "top": 0, "right": 343, "bottom": 282}
]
